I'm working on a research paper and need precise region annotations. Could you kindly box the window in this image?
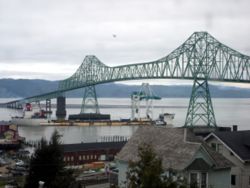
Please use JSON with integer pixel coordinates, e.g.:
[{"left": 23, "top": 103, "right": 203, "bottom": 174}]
[
  {"left": 189, "top": 172, "right": 208, "bottom": 188},
  {"left": 211, "top": 143, "right": 222, "bottom": 153},
  {"left": 231, "top": 174, "right": 236, "bottom": 185},
  {"left": 217, "top": 144, "right": 222, "bottom": 153},
  {"left": 201, "top": 173, "right": 207, "bottom": 188},
  {"left": 79, "top": 156, "right": 82, "bottom": 160},
  {"left": 211, "top": 143, "right": 216, "bottom": 151},
  {"left": 71, "top": 156, "right": 74, "bottom": 161},
  {"left": 190, "top": 173, "right": 198, "bottom": 188}
]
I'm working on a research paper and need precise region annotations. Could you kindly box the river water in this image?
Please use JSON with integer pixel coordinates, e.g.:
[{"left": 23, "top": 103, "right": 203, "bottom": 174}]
[{"left": 0, "top": 98, "right": 250, "bottom": 144}]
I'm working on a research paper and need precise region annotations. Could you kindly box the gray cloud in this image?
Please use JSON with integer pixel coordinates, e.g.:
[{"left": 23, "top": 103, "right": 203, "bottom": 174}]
[{"left": 0, "top": 0, "right": 250, "bottom": 80}]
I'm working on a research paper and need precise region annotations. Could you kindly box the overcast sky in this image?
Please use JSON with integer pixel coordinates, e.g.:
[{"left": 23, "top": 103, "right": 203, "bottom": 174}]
[{"left": 0, "top": 0, "right": 250, "bottom": 85}]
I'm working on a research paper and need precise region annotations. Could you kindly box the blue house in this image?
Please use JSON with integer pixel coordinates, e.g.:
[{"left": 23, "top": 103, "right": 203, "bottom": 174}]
[{"left": 116, "top": 127, "right": 233, "bottom": 188}]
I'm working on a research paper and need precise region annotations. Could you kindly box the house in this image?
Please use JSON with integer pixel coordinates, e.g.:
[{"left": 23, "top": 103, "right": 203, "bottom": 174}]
[
  {"left": 116, "top": 126, "right": 233, "bottom": 188},
  {"left": 204, "top": 129, "right": 250, "bottom": 188},
  {"left": 61, "top": 141, "right": 126, "bottom": 166},
  {"left": 0, "top": 122, "right": 22, "bottom": 150}
]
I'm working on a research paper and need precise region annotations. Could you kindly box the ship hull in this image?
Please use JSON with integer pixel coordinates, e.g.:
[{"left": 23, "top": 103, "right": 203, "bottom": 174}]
[{"left": 11, "top": 117, "right": 48, "bottom": 126}]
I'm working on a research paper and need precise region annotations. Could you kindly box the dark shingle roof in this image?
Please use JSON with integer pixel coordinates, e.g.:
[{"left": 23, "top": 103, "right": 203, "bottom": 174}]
[
  {"left": 116, "top": 127, "right": 232, "bottom": 171},
  {"left": 61, "top": 141, "right": 127, "bottom": 153},
  {"left": 116, "top": 127, "right": 200, "bottom": 171},
  {"left": 212, "top": 131, "right": 250, "bottom": 161},
  {"left": 202, "top": 143, "right": 234, "bottom": 169}
]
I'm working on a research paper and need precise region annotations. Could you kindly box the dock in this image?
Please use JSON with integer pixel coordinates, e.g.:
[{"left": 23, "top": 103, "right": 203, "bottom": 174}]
[{"left": 40, "top": 119, "right": 152, "bottom": 126}]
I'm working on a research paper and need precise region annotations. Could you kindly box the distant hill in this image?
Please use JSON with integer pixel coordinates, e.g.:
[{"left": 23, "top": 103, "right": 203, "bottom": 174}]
[
  {"left": 1, "top": 78, "right": 250, "bottom": 98},
  {"left": 0, "top": 79, "right": 58, "bottom": 98}
]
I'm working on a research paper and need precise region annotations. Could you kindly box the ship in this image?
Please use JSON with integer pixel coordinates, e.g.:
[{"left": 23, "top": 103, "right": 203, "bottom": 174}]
[
  {"left": 154, "top": 113, "right": 175, "bottom": 127},
  {"left": 11, "top": 103, "right": 49, "bottom": 126}
]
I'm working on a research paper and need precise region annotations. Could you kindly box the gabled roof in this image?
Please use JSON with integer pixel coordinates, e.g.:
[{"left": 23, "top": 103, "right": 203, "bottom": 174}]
[
  {"left": 116, "top": 127, "right": 232, "bottom": 171},
  {"left": 201, "top": 143, "right": 234, "bottom": 169},
  {"left": 205, "top": 130, "right": 250, "bottom": 162},
  {"left": 186, "top": 158, "right": 211, "bottom": 171}
]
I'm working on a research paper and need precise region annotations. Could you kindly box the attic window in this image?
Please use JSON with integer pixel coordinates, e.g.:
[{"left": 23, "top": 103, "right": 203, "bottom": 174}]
[
  {"left": 217, "top": 144, "right": 222, "bottom": 152},
  {"left": 211, "top": 143, "right": 216, "bottom": 151},
  {"left": 210, "top": 143, "right": 222, "bottom": 153}
]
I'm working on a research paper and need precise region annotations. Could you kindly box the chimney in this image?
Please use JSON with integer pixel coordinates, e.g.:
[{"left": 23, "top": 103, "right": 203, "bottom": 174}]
[{"left": 232, "top": 125, "right": 238, "bottom": 132}]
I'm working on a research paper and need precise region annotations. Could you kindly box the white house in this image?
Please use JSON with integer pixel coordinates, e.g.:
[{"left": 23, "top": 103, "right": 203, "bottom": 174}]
[{"left": 205, "top": 130, "right": 250, "bottom": 188}]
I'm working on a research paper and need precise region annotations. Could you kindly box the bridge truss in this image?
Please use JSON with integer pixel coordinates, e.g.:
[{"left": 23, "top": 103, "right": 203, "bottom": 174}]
[{"left": 5, "top": 32, "right": 250, "bottom": 127}]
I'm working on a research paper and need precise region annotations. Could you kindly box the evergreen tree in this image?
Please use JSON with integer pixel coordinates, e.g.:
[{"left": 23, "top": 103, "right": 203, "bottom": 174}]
[
  {"left": 126, "top": 143, "right": 187, "bottom": 188},
  {"left": 126, "top": 143, "right": 164, "bottom": 188},
  {"left": 24, "top": 130, "right": 74, "bottom": 188}
]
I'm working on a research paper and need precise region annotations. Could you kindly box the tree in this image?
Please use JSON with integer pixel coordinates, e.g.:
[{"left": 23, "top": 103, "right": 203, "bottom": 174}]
[
  {"left": 24, "top": 130, "right": 75, "bottom": 188},
  {"left": 126, "top": 143, "right": 187, "bottom": 188},
  {"left": 126, "top": 143, "right": 163, "bottom": 188}
]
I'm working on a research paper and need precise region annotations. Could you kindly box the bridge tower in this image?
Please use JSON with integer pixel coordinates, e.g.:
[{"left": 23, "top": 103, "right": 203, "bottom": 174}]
[
  {"left": 184, "top": 79, "right": 217, "bottom": 127},
  {"left": 80, "top": 85, "right": 100, "bottom": 114},
  {"left": 184, "top": 32, "right": 217, "bottom": 127}
]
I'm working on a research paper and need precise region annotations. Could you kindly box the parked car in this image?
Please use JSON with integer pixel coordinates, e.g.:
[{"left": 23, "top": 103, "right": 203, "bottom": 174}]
[{"left": 15, "top": 160, "right": 24, "bottom": 166}]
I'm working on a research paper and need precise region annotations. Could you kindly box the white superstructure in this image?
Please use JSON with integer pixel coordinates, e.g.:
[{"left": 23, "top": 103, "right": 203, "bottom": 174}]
[
  {"left": 11, "top": 103, "right": 49, "bottom": 126},
  {"left": 155, "top": 113, "right": 175, "bottom": 127}
]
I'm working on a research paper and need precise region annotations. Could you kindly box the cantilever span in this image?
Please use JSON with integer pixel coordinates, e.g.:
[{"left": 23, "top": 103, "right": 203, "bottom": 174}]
[
  {"left": 9, "top": 31, "right": 250, "bottom": 104},
  {"left": 4, "top": 31, "right": 250, "bottom": 127},
  {"left": 58, "top": 31, "right": 250, "bottom": 92}
]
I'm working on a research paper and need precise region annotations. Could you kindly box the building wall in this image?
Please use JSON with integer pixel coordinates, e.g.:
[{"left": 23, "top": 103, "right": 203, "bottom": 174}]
[
  {"left": 206, "top": 136, "right": 250, "bottom": 188},
  {"left": 63, "top": 148, "right": 121, "bottom": 166},
  {"left": 183, "top": 169, "right": 230, "bottom": 188},
  {"left": 208, "top": 169, "right": 231, "bottom": 188},
  {"left": 117, "top": 160, "right": 128, "bottom": 188},
  {"left": 186, "top": 147, "right": 231, "bottom": 188},
  {"left": 0, "top": 125, "right": 9, "bottom": 133}
]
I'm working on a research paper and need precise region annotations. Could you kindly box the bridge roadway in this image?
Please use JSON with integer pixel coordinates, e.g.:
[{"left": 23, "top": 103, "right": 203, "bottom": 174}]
[{"left": 4, "top": 31, "right": 250, "bottom": 106}]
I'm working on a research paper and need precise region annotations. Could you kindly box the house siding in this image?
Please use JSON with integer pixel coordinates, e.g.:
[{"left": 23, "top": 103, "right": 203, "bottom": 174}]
[
  {"left": 117, "top": 160, "right": 128, "bottom": 188},
  {"left": 208, "top": 169, "right": 231, "bottom": 188},
  {"left": 186, "top": 147, "right": 231, "bottom": 188},
  {"left": 206, "top": 136, "right": 250, "bottom": 188}
]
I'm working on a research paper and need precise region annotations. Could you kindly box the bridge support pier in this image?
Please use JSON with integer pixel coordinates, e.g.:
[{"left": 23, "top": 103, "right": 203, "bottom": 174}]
[
  {"left": 6, "top": 102, "right": 22, "bottom": 109},
  {"left": 46, "top": 99, "right": 51, "bottom": 111},
  {"left": 17, "top": 103, "right": 23, "bottom": 109},
  {"left": 56, "top": 96, "right": 66, "bottom": 120},
  {"left": 45, "top": 99, "right": 52, "bottom": 118},
  {"left": 184, "top": 79, "right": 217, "bottom": 127}
]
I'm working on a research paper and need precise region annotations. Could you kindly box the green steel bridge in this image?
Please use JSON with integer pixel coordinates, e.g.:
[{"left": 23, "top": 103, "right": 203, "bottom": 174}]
[{"left": 4, "top": 32, "right": 250, "bottom": 127}]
